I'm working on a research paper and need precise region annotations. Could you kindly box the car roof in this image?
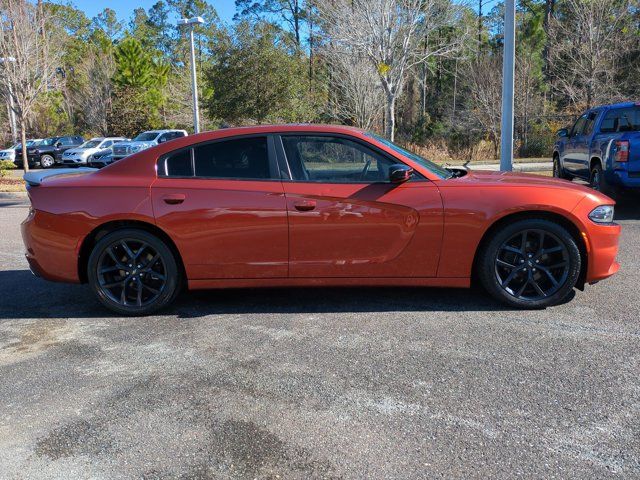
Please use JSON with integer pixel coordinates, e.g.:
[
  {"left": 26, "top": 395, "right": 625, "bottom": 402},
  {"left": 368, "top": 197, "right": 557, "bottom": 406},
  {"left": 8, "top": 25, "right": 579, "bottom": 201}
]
[
  {"left": 200, "top": 124, "right": 365, "bottom": 136},
  {"left": 602, "top": 101, "right": 640, "bottom": 110}
]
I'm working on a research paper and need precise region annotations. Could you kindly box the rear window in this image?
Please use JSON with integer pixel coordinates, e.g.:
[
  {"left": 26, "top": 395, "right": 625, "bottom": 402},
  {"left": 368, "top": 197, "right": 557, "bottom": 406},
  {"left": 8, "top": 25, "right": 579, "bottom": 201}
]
[{"left": 600, "top": 107, "right": 640, "bottom": 133}]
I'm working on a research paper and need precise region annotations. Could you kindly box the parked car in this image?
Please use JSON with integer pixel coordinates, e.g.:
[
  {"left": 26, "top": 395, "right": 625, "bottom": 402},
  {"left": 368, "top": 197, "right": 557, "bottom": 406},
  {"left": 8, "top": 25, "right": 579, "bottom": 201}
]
[
  {"left": 87, "top": 151, "right": 115, "bottom": 169},
  {"left": 111, "top": 130, "right": 188, "bottom": 161},
  {"left": 553, "top": 101, "right": 640, "bottom": 196},
  {"left": 21, "top": 125, "right": 620, "bottom": 315},
  {"left": 0, "top": 143, "right": 19, "bottom": 162},
  {"left": 15, "top": 135, "right": 84, "bottom": 168},
  {"left": 61, "top": 137, "right": 127, "bottom": 166},
  {"left": 13, "top": 139, "right": 44, "bottom": 167}
]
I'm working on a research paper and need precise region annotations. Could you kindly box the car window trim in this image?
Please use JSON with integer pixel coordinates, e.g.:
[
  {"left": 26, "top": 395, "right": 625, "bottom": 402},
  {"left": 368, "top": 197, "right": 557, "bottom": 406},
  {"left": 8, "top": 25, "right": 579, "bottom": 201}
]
[
  {"left": 274, "top": 132, "right": 427, "bottom": 184},
  {"left": 157, "top": 133, "right": 281, "bottom": 182}
]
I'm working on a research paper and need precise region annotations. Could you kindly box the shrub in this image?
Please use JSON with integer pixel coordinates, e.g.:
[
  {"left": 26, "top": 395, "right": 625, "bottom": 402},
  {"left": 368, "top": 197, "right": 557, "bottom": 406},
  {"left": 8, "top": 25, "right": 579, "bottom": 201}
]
[{"left": 0, "top": 160, "right": 16, "bottom": 178}]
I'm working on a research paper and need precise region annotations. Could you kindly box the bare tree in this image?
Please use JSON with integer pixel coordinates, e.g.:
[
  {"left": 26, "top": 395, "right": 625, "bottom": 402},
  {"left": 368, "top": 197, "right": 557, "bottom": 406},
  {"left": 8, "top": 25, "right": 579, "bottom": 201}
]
[
  {"left": 468, "top": 53, "right": 502, "bottom": 159},
  {"left": 67, "top": 46, "right": 116, "bottom": 135},
  {"left": 0, "top": 0, "right": 60, "bottom": 172},
  {"left": 319, "top": 0, "right": 467, "bottom": 141},
  {"left": 548, "top": 0, "right": 630, "bottom": 110},
  {"left": 325, "top": 45, "right": 384, "bottom": 131}
]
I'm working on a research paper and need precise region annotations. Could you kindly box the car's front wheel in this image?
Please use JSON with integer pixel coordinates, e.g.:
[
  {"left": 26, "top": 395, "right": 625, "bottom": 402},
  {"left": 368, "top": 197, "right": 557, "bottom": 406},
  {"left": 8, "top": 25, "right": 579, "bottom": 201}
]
[
  {"left": 477, "top": 219, "right": 581, "bottom": 309},
  {"left": 553, "top": 155, "right": 572, "bottom": 180},
  {"left": 87, "top": 229, "right": 181, "bottom": 315},
  {"left": 40, "top": 154, "right": 55, "bottom": 169}
]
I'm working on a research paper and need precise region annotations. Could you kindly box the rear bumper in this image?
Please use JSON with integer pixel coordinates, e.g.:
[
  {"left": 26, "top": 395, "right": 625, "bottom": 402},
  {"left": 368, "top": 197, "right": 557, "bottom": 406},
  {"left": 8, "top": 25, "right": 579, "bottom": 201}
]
[
  {"left": 605, "top": 168, "right": 640, "bottom": 189},
  {"left": 21, "top": 208, "right": 83, "bottom": 283}
]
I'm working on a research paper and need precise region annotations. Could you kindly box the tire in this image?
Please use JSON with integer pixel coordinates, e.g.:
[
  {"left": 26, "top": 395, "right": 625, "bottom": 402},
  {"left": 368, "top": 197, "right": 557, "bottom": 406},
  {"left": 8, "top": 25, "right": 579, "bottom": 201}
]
[
  {"left": 553, "top": 155, "right": 572, "bottom": 180},
  {"left": 87, "top": 229, "right": 181, "bottom": 316},
  {"left": 40, "top": 154, "right": 55, "bottom": 169},
  {"left": 477, "top": 219, "right": 581, "bottom": 309},
  {"left": 589, "top": 163, "right": 615, "bottom": 198}
]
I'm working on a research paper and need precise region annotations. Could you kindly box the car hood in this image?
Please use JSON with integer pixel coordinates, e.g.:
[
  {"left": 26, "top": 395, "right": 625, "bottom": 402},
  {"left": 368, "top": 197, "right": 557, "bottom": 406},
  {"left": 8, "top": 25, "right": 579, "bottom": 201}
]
[
  {"left": 115, "top": 141, "right": 155, "bottom": 148},
  {"left": 447, "top": 169, "right": 593, "bottom": 192},
  {"left": 0, "top": 149, "right": 14, "bottom": 154},
  {"left": 65, "top": 147, "right": 98, "bottom": 155}
]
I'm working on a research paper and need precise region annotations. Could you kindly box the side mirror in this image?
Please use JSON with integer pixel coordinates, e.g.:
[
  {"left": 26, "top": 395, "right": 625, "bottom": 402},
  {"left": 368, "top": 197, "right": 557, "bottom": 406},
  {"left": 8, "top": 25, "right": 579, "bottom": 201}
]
[
  {"left": 556, "top": 128, "right": 569, "bottom": 138},
  {"left": 54, "top": 142, "right": 62, "bottom": 147},
  {"left": 389, "top": 164, "right": 414, "bottom": 183}
]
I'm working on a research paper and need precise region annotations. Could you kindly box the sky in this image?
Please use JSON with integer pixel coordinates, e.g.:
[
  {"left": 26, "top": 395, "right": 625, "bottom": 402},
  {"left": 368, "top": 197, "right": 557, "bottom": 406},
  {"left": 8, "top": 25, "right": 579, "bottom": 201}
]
[{"left": 64, "top": 0, "right": 237, "bottom": 25}]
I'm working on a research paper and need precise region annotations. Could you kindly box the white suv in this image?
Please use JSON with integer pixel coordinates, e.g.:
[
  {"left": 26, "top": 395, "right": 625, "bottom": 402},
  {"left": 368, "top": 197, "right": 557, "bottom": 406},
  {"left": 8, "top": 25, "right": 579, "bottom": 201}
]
[
  {"left": 61, "top": 137, "right": 128, "bottom": 165},
  {"left": 111, "top": 130, "right": 188, "bottom": 160}
]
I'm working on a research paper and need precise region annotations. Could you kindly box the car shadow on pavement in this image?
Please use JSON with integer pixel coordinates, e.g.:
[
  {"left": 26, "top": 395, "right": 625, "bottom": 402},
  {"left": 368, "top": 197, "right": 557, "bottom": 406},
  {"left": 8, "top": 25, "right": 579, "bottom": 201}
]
[
  {"left": 0, "top": 269, "right": 531, "bottom": 319},
  {"left": 614, "top": 192, "right": 640, "bottom": 221}
]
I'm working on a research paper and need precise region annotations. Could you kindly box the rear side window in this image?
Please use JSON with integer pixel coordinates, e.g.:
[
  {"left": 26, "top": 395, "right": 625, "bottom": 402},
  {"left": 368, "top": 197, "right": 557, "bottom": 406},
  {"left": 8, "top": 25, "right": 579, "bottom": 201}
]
[
  {"left": 165, "top": 149, "right": 193, "bottom": 177},
  {"left": 193, "top": 137, "right": 270, "bottom": 179},
  {"left": 600, "top": 107, "right": 640, "bottom": 133}
]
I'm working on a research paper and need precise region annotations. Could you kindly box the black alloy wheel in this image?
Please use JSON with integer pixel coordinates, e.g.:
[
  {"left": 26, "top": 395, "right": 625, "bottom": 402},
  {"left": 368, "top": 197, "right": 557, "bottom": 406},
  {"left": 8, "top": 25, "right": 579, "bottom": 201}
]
[
  {"left": 478, "top": 219, "right": 581, "bottom": 308},
  {"left": 88, "top": 229, "right": 181, "bottom": 315}
]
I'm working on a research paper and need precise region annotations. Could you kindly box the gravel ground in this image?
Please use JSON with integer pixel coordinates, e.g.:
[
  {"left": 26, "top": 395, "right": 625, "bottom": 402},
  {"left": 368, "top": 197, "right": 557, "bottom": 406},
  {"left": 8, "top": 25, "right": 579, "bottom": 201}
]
[{"left": 0, "top": 195, "right": 639, "bottom": 479}]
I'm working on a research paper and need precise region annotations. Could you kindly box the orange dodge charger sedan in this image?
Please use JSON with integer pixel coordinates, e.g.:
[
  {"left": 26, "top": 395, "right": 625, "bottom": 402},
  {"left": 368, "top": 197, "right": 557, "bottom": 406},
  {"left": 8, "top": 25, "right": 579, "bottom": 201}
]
[{"left": 21, "top": 125, "right": 621, "bottom": 315}]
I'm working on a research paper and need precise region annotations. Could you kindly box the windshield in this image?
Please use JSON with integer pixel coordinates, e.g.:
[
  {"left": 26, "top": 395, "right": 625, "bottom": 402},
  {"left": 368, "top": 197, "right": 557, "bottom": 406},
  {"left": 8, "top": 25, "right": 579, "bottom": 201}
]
[
  {"left": 367, "top": 133, "right": 453, "bottom": 180},
  {"left": 133, "top": 132, "right": 159, "bottom": 142},
  {"left": 80, "top": 140, "right": 102, "bottom": 148}
]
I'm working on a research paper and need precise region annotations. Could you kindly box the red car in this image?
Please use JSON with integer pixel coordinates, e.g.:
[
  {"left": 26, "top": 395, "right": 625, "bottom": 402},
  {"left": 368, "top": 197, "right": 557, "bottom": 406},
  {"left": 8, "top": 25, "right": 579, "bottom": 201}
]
[{"left": 21, "top": 125, "right": 621, "bottom": 315}]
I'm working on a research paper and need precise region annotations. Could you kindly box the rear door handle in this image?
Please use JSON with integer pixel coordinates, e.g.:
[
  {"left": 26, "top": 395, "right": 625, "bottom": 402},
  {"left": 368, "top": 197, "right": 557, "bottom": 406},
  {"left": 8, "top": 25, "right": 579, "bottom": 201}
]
[
  {"left": 294, "top": 200, "right": 316, "bottom": 212},
  {"left": 162, "top": 194, "right": 186, "bottom": 205}
]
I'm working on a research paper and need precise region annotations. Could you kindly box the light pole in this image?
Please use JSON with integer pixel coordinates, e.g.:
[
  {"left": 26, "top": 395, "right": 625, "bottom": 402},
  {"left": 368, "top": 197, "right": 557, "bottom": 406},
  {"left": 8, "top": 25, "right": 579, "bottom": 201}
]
[
  {"left": 177, "top": 16, "right": 204, "bottom": 134},
  {"left": 0, "top": 57, "right": 18, "bottom": 143},
  {"left": 499, "top": 0, "right": 516, "bottom": 172}
]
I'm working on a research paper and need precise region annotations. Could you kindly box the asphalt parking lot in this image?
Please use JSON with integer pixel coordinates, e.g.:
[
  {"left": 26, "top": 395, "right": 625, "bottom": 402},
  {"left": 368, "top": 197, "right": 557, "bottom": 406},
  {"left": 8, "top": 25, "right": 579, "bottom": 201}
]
[{"left": 0, "top": 193, "right": 639, "bottom": 479}]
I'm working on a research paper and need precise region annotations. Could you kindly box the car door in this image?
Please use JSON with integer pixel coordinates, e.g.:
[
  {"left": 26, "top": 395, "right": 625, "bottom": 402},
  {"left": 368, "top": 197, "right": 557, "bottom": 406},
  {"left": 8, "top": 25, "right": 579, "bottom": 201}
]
[
  {"left": 277, "top": 134, "right": 444, "bottom": 278},
  {"left": 54, "top": 137, "right": 74, "bottom": 160},
  {"left": 573, "top": 110, "right": 599, "bottom": 177},
  {"left": 152, "top": 135, "right": 288, "bottom": 280},
  {"left": 563, "top": 114, "right": 588, "bottom": 174}
]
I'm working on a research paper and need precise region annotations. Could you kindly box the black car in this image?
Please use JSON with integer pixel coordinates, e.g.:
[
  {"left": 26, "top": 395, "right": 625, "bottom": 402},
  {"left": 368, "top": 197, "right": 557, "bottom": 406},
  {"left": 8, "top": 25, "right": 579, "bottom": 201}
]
[{"left": 15, "top": 135, "right": 84, "bottom": 169}]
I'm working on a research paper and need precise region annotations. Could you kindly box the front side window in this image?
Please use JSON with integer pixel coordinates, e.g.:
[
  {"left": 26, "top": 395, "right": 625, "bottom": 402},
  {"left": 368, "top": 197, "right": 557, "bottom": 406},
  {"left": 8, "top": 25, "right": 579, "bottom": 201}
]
[
  {"left": 281, "top": 135, "right": 397, "bottom": 183},
  {"left": 570, "top": 115, "right": 588, "bottom": 137}
]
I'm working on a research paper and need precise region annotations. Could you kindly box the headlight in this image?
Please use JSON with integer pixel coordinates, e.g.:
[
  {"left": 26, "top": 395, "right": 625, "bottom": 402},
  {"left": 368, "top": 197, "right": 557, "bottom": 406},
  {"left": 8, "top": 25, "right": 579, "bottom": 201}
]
[
  {"left": 588, "top": 205, "right": 615, "bottom": 224},
  {"left": 131, "top": 145, "right": 141, "bottom": 152}
]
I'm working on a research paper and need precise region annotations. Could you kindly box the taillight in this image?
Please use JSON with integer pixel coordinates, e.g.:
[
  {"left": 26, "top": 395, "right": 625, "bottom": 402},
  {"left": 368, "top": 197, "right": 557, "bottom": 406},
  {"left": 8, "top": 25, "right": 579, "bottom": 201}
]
[{"left": 614, "top": 140, "right": 629, "bottom": 162}]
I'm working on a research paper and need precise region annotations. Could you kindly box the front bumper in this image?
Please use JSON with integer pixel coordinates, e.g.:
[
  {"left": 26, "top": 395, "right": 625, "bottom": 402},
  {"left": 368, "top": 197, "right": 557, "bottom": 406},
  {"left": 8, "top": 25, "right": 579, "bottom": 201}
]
[{"left": 572, "top": 198, "right": 622, "bottom": 284}]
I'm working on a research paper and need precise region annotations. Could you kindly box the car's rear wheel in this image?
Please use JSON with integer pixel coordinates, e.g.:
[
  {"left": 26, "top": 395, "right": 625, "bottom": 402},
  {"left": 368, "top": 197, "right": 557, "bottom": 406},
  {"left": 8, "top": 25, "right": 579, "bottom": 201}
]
[
  {"left": 88, "top": 229, "right": 181, "bottom": 315},
  {"left": 553, "top": 155, "right": 572, "bottom": 180},
  {"left": 477, "top": 219, "right": 581, "bottom": 309},
  {"left": 40, "top": 154, "right": 55, "bottom": 169},
  {"left": 590, "top": 163, "right": 615, "bottom": 198}
]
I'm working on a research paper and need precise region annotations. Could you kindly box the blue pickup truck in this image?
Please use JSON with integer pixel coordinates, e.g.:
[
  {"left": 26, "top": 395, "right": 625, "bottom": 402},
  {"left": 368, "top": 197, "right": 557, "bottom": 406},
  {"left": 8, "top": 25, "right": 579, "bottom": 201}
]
[{"left": 553, "top": 102, "right": 640, "bottom": 196}]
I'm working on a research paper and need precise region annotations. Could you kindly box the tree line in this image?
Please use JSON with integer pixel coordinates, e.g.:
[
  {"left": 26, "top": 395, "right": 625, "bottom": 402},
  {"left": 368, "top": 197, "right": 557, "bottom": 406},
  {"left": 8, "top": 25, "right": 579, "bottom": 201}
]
[{"left": 1, "top": 0, "right": 639, "bottom": 169}]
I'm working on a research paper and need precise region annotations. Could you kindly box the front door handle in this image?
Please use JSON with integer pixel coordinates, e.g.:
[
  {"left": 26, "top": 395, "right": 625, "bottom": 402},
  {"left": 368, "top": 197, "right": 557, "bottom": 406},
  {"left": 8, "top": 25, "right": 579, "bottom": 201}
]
[
  {"left": 294, "top": 200, "right": 316, "bottom": 212},
  {"left": 162, "top": 194, "right": 186, "bottom": 205}
]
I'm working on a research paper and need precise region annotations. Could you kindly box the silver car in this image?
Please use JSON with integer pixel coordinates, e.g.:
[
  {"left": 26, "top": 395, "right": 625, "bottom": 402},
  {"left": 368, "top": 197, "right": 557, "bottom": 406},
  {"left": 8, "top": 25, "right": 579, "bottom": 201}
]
[
  {"left": 61, "top": 137, "right": 128, "bottom": 166},
  {"left": 111, "top": 130, "right": 188, "bottom": 160}
]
